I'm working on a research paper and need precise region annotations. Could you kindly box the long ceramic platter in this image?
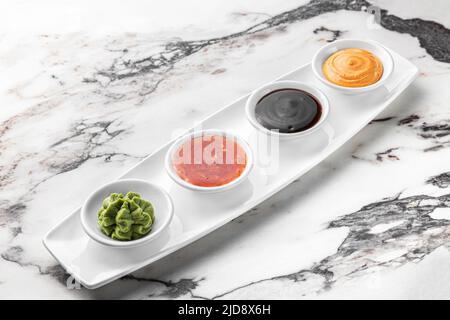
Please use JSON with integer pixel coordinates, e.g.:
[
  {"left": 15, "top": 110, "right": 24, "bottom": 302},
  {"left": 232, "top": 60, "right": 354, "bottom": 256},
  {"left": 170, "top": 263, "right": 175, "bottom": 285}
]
[{"left": 43, "top": 47, "right": 418, "bottom": 289}]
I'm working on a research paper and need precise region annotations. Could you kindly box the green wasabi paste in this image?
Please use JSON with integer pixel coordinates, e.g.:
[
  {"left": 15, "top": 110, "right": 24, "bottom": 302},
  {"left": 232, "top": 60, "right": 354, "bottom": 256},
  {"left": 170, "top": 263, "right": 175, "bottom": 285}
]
[{"left": 97, "top": 192, "right": 155, "bottom": 241}]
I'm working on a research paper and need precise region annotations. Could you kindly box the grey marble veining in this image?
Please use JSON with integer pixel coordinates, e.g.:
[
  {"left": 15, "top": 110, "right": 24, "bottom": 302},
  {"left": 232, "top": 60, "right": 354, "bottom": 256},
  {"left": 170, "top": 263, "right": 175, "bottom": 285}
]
[
  {"left": 87, "top": 0, "right": 450, "bottom": 91},
  {"left": 112, "top": 173, "right": 450, "bottom": 299}
]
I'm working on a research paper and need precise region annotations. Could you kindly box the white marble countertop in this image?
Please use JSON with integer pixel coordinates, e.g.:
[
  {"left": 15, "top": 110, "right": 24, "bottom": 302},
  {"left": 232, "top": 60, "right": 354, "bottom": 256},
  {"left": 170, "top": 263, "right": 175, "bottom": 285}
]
[{"left": 1, "top": 0, "right": 450, "bottom": 299}]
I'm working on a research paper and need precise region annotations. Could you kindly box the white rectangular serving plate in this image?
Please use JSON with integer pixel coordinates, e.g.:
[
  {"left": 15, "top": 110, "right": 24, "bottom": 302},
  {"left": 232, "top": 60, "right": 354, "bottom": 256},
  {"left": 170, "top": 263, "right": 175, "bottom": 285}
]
[{"left": 43, "top": 47, "right": 418, "bottom": 289}]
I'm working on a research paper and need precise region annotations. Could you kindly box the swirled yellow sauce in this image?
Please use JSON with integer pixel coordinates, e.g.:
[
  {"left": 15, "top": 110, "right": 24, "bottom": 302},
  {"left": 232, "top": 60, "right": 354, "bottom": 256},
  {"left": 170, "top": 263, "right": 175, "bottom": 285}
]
[{"left": 322, "top": 48, "right": 383, "bottom": 87}]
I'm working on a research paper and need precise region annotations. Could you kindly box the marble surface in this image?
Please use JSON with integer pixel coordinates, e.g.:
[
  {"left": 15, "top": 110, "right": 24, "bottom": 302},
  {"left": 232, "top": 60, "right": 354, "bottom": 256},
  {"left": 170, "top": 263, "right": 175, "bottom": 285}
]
[{"left": 1, "top": 0, "right": 450, "bottom": 299}]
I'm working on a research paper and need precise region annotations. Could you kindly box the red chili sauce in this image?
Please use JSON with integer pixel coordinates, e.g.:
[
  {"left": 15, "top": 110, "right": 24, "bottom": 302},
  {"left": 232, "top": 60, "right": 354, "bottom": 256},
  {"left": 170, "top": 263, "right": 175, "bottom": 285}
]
[{"left": 172, "top": 135, "right": 247, "bottom": 187}]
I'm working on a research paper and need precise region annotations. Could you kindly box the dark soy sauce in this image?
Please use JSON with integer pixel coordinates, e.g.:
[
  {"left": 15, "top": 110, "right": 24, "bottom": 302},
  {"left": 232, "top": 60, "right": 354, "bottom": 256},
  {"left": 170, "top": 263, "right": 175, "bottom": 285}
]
[{"left": 255, "top": 89, "right": 322, "bottom": 133}]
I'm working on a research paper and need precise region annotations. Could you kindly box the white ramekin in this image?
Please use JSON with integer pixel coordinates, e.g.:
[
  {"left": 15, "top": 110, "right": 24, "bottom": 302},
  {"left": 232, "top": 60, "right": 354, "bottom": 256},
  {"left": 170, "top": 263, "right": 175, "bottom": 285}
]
[
  {"left": 80, "top": 179, "right": 174, "bottom": 248},
  {"left": 165, "top": 129, "right": 253, "bottom": 193},
  {"left": 245, "top": 80, "right": 330, "bottom": 140},
  {"left": 311, "top": 39, "right": 394, "bottom": 95}
]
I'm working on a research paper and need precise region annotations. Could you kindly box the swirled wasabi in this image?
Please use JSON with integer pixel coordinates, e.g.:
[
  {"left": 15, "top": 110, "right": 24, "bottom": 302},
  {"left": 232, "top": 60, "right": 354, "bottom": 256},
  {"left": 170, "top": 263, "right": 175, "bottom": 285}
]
[{"left": 97, "top": 192, "right": 155, "bottom": 241}]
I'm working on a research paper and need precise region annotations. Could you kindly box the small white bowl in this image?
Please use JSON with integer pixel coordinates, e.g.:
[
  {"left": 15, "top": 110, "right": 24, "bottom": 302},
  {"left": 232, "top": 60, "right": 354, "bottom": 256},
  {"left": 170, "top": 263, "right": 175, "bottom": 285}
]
[
  {"left": 80, "top": 179, "right": 174, "bottom": 248},
  {"left": 165, "top": 129, "right": 253, "bottom": 193},
  {"left": 312, "top": 39, "right": 394, "bottom": 95},
  {"left": 245, "top": 80, "right": 330, "bottom": 140}
]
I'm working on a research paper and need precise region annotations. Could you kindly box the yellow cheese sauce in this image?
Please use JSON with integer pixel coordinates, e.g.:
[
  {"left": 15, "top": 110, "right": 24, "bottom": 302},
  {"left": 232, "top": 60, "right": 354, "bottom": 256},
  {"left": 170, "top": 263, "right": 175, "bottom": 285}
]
[{"left": 322, "top": 48, "right": 383, "bottom": 87}]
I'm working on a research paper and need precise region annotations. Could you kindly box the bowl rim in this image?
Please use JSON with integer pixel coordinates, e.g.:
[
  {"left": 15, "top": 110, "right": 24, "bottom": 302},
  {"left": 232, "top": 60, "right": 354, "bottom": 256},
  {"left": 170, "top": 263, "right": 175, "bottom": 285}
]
[
  {"left": 165, "top": 129, "right": 254, "bottom": 192},
  {"left": 245, "top": 80, "right": 330, "bottom": 139},
  {"left": 80, "top": 178, "right": 174, "bottom": 248},
  {"left": 311, "top": 38, "right": 394, "bottom": 93}
]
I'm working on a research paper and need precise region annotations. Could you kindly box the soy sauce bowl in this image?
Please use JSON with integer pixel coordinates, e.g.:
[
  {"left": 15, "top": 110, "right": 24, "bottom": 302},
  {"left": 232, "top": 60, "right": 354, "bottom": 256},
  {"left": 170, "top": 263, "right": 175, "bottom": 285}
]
[
  {"left": 245, "top": 81, "right": 330, "bottom": 140},
  {"left": 80, "top": 179, "right": 174, "bottom": 248},
  {"left": 165, "top": 129, "right": 253, "bottom": 193},
  {"left": 311, "top": 39, "right": 394, "bottom": 95}
]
